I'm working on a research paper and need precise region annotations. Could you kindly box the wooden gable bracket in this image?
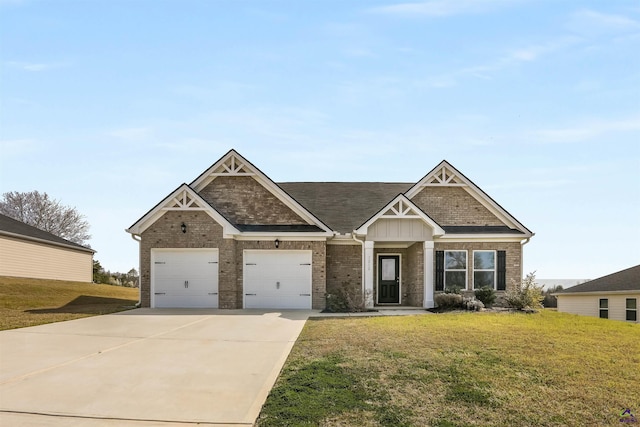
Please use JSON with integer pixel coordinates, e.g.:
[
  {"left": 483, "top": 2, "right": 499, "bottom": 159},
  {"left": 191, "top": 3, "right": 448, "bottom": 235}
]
[
  {"left": 209, "top": 154, "right": 255, "bottom": 176},
  {"left": 381, "top": 199, "right": 421, "bottom": 219},
  {"left": 425, "top": 166, "right": 466, "bottom": 186},
  {"left": 163, "top": 189, "right": 207, "bottom": 211}
]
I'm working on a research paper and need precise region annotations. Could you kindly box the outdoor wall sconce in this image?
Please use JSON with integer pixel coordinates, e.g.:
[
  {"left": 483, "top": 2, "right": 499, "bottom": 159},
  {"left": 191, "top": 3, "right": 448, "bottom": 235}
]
[
  {"left": 275, "top": 239, "right": 280, "bottom": 248},
  {"left": 181, "top": 222, "right": 187, "bottom": 233}
]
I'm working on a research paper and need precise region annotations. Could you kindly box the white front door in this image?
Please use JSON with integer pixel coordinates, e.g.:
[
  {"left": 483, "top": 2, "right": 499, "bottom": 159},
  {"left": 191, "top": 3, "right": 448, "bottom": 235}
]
[
  {"left": 243, "top": 250, "right": 312, "bottom": 309},
  {"left": 151, "top": 249, "right": 218, "bottom": 308}
]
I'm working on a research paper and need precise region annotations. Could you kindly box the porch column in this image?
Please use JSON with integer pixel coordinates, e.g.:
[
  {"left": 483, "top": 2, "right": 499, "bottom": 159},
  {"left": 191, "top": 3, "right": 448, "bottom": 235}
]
[
  {"left": 364, "top": 241, "right": 374, "bottom": 308},
  {"left": 423, "top": 241, "right": 435, "bottom": 308}
]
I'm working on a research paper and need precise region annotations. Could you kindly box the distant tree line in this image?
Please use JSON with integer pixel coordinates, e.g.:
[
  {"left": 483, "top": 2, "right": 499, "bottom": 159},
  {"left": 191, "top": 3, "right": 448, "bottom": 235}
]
[{"left": 93, "top": 260, "right": 139, "bottom": 287}]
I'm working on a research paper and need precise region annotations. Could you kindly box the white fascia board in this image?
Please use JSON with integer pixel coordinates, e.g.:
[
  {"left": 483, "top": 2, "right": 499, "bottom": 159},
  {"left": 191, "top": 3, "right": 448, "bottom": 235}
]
[
  {"left": 354, "top": 194, "right": 444, "bottom": 236},
  {"left": 190, "top": 150, "right": 333, "bottom": 233},
  {"left": 405, "top": 161, "right": 532, "bottom": 237},
  {"left": 436, "top": 235, "right": 528, "bottom": 242},
  {"left": 234, "top": 234, "right": 329, "bottom": 241},
  {"left": 127, "top": 184, "right": 239, "bottom": 237}
]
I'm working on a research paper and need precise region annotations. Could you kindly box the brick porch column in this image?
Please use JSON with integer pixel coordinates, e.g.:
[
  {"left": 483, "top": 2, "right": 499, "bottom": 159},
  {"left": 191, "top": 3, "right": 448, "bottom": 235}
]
[
  {"left": 423, "top": 241, "right": 434, "bottom": 308},
  {"left": 364, "top": 241, "right": 374, "bottom": 308}
]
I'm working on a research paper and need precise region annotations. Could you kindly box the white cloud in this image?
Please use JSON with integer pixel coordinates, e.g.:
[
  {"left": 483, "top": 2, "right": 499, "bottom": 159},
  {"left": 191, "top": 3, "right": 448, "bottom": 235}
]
[
  {"left": 535, "top": 115, "right": 640, "bottom": 144},
  {"left": 368, "top": 0, "right": 520, "bottom": 17},
  {"left": 567, "top": 9, "right": 640, "bottom": 37},
  {"left": 5, "top": 61, "right": 68, "bottom": 72}
]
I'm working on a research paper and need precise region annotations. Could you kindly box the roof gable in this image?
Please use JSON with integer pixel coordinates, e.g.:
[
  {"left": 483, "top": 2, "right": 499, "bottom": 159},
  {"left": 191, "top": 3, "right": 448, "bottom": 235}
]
[
  {"left": 0, "top": 213, "right": 95, "bottom": 253},
  {"left": 354, "top": 194, "right": 445, "bottom": 236},
  {"left": 190, "top": 150, "right": 332, "bottom": 233},
  {"left": 558, "top": 265, "right": 640, "bottom": 294},
  {"left": 405, "top": 161, "right": 532, "bottom": 237},
  {"left": 126, "top": 184, "right": 239, "bottom": 236}
]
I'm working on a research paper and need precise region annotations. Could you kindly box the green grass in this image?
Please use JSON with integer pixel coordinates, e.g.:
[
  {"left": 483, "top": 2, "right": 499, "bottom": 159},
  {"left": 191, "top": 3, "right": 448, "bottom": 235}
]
[
  {"left": 0, "top": 276, "right": 138, "bottom": 330},
  {"left": 257, "top": 310, "right": 640, "bottom": 426}
]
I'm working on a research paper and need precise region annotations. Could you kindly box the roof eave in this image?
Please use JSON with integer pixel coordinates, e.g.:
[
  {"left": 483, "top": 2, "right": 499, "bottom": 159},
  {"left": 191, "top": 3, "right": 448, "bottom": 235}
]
[{"left": 0, "top": 230, "right": 96, "bottom": 254}]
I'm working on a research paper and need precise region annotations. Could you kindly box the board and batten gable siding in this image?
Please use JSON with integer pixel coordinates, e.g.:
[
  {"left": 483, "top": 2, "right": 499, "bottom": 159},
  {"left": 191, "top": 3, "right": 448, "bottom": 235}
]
[
  {"left": 367, "top": 218, "right": 433, "bottom": 242},
  {"left": 557, "top": 293, "right": 640, "bottom": 323},
  {"left": 411, "top": 186, "right": 506, "bottom": 226},
  {"left": 0, "top": 235, "right": 93, "bottom": 282}
]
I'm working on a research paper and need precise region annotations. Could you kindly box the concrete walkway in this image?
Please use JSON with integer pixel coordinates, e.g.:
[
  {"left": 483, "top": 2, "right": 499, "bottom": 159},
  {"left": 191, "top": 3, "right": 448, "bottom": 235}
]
[{"left": 0, "top": 309, "right": 310, "bottom": 427}]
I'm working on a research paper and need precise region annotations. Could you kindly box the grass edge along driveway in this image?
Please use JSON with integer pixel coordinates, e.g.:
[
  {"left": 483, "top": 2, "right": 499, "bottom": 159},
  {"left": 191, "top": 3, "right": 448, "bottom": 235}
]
[{"left": 257, "top": 310, "right": 640, "bottom": 427}]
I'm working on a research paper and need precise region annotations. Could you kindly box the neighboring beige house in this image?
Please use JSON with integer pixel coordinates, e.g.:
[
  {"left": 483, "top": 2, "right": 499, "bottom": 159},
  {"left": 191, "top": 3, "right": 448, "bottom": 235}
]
[
  {"left": 0, "top": 213, "right": 95, "bottom": 282},
  {"left": 555, "top": 265, "right": 639, "bottom": 323},
  {"left": 127, "top": 149, "right": 534, "bottom": 309}
]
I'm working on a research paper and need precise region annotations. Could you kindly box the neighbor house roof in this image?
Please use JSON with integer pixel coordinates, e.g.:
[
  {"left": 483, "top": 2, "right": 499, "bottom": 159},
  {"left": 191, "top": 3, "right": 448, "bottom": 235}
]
[
  {"left": 558, "top": 265, "right": 640, "bottom": 294},
  {"left": 278, "top": 182, "right": 413, "bottom": 233},
  {"left": 0, "top": 213, "right": 95, "bottom": 253}
]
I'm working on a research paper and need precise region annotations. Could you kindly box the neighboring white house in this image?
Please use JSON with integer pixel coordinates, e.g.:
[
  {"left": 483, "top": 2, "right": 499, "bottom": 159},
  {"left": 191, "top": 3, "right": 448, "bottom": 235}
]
[
  {"left": 0, "top": 213, "right": 95, "bottom": 282},
  {"left": 555, "top": 265, "right": 639, "bottom": 323}
]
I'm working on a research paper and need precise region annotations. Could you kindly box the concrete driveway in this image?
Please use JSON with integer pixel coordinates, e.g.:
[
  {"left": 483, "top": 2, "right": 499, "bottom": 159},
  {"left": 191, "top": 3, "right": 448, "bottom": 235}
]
[{"left": 0, "top": 309, "right": 310, "bottom": 426}]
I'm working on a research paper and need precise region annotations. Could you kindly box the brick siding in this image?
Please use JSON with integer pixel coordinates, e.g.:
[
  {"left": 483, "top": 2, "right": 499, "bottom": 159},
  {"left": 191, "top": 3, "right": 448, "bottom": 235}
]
[
  {"left": 326, "top": 244, "right": 362, "bottom": 298},
  {"left": 411, "top": 186, "right": 506, "bottom": 226},
  {"left": 198, "top": 176, "right": 307, "bottom": 225}
]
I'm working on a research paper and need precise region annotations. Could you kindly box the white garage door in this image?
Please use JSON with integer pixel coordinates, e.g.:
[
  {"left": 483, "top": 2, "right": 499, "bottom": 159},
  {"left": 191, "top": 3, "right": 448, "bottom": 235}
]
[
  {"left": 151, "top": 249, "right": 218, "bottom": 308},
  {"left": 243, "top": 250, "right": 312, "bottom": 309}
]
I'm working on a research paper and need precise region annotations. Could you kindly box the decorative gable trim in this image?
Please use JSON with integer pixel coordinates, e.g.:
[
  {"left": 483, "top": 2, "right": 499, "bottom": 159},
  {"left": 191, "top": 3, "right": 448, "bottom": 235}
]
[
  {"left": 405, "top": 160, "right": 533, "bottom": 237},
  {"left": 190, "top": 150, "right": 332, "bottom": 233},
  {"left": 126, "top": 184, "right": 239, "bottom": 237},
  {"left": 354, "top": 194, "right": 445, "bottom": 236}
]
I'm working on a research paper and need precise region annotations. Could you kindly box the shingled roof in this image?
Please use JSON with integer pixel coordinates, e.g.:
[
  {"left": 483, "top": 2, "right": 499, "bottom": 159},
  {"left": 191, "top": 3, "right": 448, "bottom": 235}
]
[
  {"left": 0, "top": 213, "right": 94, "bottom": 253},
  {"left": 278, "top": 182, "right": 413, "bottom": 233},
  {"left": 559, "top": 265, "right": 640, "bottom": 293}
]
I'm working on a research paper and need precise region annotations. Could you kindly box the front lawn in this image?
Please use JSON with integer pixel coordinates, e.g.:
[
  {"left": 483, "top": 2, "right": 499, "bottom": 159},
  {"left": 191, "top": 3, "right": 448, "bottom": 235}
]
[
  {"left": 0, "top": 276, "right": 138, "bottom": 330},
  {"left": 257, "top": 310, "right": 640, "bottom": 426}
]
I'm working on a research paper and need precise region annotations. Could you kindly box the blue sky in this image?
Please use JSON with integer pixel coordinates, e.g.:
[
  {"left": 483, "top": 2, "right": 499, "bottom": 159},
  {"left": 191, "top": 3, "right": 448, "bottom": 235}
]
[{"left": 1, "top": 0, "right": 638, "bottom": 281}]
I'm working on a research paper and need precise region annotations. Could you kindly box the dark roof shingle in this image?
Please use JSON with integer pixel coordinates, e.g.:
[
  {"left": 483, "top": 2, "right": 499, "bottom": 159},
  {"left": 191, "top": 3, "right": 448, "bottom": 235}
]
[
  {"left": 278, "top": 182, "right": 413, "bottom": 233},
  {"left": 559, "top": 265, "right": 640, "bottom": 293},
  {"left": 0, "top": 213, "right": 94, "bottom": 253}
]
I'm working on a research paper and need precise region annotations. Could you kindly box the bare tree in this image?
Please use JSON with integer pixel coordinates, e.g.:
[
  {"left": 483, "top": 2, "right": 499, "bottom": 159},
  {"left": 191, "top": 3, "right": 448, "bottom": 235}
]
[{"left": 0, "top": 191, "right": 91, "bottom": 246}]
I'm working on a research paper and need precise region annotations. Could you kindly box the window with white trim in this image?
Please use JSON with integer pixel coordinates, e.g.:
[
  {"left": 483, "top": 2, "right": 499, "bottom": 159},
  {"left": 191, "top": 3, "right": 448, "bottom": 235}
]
[
  {"left": 599, "top": 299, "right": 608, "bottom": 319},
  {"left": 444, "top": 251, "right": 467, "bottom": 291},
  {"left": 626, "top": 298, "right": 637, "bottom": 322},
  {"left": 473, "top": 250, "right": 496, "bottom": 289}
]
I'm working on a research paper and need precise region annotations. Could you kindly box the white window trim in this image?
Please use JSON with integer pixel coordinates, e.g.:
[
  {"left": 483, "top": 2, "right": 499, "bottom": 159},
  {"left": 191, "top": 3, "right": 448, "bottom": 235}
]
[
  {"left": 626, "top": 298, "right": 637, "bottom": 322},
  {"left": 444, "top": 250, "right": 468, "bottom": 291},
  {"left": 472, "top": 250, "right": 497, "bottom": 290}
]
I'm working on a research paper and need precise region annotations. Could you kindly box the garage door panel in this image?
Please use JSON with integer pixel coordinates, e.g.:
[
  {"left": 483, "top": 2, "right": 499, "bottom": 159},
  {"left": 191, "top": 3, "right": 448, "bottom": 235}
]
[
  {"left": 152, "top": 249, "right": 219, "bottom": 308},
  {"left": 243, "top": 250, "right": 312, "bottom": 309}
]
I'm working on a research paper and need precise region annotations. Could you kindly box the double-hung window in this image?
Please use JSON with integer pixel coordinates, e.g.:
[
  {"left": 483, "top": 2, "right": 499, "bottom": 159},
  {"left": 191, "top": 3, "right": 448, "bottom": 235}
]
[
  {"left": 599, "top": 299, "right": 608, "bottom": 319},
  {"left": 444, "top": 251, "right": 467, "bottom": 291},
  {"left": 473, "top": 251, "right": 496, "bottom": 289},
  {"left": 626, "top": 299, "right": 637, "bottom": 322}
]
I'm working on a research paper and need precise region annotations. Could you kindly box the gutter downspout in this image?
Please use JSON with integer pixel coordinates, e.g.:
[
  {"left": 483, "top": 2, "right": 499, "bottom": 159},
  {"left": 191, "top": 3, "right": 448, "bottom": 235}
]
[
  {"left": 351, "top": 232, "right": 365, "bottom": 297},
  {"left": 520, "top": 234, "right": 534, "bottom": 283},
  {"left": 130, "top": 232, "right": 142, "bottom": 308}
]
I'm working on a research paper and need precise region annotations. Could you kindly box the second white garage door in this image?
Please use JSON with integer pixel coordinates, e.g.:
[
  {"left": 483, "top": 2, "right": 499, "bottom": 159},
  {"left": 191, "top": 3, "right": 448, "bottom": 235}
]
[{"left": 243, "top": 250, "right": 312, "bottom": 309}]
